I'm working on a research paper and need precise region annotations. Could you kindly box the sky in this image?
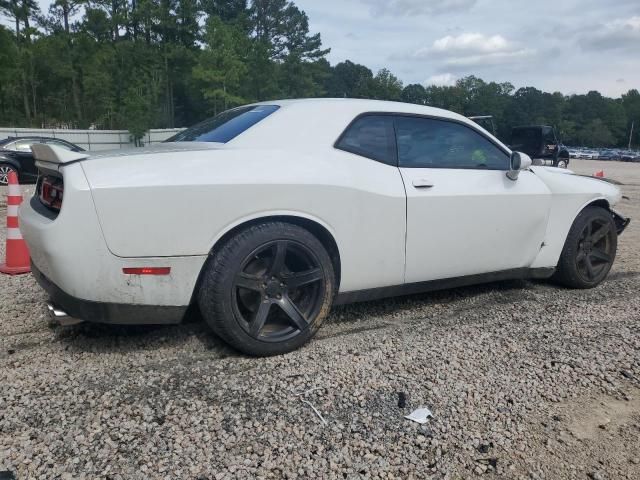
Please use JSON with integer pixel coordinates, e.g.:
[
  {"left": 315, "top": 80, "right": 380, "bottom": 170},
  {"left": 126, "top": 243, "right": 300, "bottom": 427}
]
[
  {"left": 8, "top": 0, "right": 640, "bottom": 98},
  {"left": 294, "top": 0, "right": 640, "bottom": 98}
]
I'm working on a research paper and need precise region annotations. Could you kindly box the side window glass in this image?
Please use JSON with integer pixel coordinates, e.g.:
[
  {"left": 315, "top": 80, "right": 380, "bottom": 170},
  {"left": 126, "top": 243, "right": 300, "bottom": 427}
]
[
  {"left": 46, "top": 140, "right": 74, "bottom": 151},
  {"left": 395, "top": 116, "right": 509, "bottom": 170},
  {"left": 336, "top": 115, "right": 396, "bottom": 165},
  {"left": 12, "top": 140, "right": 35, "bottom": 152}
]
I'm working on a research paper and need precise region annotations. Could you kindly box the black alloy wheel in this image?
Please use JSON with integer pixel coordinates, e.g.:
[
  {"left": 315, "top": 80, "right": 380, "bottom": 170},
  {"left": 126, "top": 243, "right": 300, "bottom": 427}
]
[
  {"left": 199, "top": 222, "right": 335, "bottom": 356},
  {"left": 554, "top": 206, "right": 617, "bottom": 288},
  {"left": 232, "top": 240, "right": 326, "bottom": 342},
  {"left": 574, "top": 217, "right": 615, "bottom": 283}
]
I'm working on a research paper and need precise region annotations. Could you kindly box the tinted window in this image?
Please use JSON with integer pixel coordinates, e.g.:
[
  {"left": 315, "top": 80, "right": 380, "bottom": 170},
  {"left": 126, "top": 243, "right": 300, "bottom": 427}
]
[
  {"left": 11, "top": 139, "right": 36, "bottom": 152},
  {"left": 336, "top": 115, "right": 395, "bottom": 165},
  {"left": 45, "top": 139, "right": 75, "bottom": 151},
  {"left": 395, "top": 116, "right": 509, "bottom": 170},
  {"left": 167, "top": 105, "right": 279, "bottom": 143}
]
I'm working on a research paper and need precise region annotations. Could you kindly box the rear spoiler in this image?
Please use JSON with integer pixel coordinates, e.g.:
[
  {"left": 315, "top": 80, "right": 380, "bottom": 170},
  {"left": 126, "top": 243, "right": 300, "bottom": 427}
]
[{"left": 31, "top": 143, "right": 90, "bottom": 167}]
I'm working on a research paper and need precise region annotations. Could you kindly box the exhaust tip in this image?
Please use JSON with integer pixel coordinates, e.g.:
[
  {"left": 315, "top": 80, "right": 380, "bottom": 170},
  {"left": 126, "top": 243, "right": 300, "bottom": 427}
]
[{"left": 46, "top": 302, "right": 84, "bottom": 326}]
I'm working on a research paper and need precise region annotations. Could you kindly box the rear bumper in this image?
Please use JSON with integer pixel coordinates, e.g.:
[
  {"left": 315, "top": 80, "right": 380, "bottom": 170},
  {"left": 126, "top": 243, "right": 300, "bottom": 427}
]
[{"left": 33, "top": 262, "right": 186, "bottom": 325}]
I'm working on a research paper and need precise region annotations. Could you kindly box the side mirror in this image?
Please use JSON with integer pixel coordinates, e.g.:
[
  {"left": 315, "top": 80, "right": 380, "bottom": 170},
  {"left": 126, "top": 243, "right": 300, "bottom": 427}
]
[{"left": 507, "top": 151, "right": 532, "bottom": 180}]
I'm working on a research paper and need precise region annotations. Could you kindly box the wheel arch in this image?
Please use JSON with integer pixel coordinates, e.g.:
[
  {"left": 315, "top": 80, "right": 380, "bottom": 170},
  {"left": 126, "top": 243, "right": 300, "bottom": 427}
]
[
  {"left": 568, "top": 198, "right": 612, "bottom": 232},
  {"left": 190, "top": 213, "right": 342, "bottom": 305},
  {"left": 0, "top": 158, "right": 21, "bottom": 171}
]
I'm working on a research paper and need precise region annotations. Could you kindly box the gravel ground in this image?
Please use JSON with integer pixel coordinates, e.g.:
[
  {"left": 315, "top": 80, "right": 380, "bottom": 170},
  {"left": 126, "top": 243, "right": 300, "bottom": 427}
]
[{"left": 1, "top": 160, "right": 639, "bottom": 480}]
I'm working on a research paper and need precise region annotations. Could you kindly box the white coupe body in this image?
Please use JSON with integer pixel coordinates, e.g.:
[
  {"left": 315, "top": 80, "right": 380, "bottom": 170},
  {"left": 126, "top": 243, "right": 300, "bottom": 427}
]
[{"left": 20, "top": 99, "right": 625, "bottom": 339}]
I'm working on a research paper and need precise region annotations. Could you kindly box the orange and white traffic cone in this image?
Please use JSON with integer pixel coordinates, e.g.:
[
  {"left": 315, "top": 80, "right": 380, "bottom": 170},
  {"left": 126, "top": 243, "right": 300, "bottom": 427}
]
[{"left": 0, "top": 170, "right": 30, "bottom": 275}]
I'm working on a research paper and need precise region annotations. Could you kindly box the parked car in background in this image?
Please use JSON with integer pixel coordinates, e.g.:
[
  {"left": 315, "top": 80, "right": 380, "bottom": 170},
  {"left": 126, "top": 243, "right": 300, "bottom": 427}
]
[
  {"left": 620, "top": 151, "right": 640, "bottom": 162},
  {"left": 21, "top": 99, "right": 629, "bottom": 356},
  {"left": 509, "top": 125, "right": 570, "bottom": 168},
  {"left": 0, "top": 137, "right": 85, "bottom": 185},
  {"left": 598, "top": 150, "right": 621, "bottom": 161},
  {"left": 582, "top": 150, "right": 599, "bottom": 160}
]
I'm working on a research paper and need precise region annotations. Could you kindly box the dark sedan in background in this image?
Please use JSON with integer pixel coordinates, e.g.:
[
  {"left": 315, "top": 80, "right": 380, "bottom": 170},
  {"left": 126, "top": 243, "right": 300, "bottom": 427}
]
[{"left": 0, "top": 137, "right": 85, "bottom": 185}]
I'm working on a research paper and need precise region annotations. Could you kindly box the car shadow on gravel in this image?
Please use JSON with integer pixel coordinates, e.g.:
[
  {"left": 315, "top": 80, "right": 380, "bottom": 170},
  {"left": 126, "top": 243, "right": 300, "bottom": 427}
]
[
  {"left": 328, "top": 278, "right": 536, "bottom": 324},
  {"left": 45, "top": 279, "right": 532, "bottom": 357},
  {"left": 47, "top": 273, "right": 637, "bottom": 357},
  {"left": 50, "top": 306, "right": 238, "bottom": 358}
]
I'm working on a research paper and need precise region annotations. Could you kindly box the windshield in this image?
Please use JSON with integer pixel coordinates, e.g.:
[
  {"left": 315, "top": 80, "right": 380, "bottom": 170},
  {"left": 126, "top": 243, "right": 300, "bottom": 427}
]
[
  {"left": 511, "top": 128, "right": 541, "bottom": 154},
  {"left": 167, "top": 105, "right": 280, "bottom": 143}
]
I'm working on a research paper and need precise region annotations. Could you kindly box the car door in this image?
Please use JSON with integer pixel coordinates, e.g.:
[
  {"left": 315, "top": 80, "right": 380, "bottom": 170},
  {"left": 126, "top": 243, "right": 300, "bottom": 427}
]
[{"left": 395, "top": 115, "right": 552, "bottom": 284}]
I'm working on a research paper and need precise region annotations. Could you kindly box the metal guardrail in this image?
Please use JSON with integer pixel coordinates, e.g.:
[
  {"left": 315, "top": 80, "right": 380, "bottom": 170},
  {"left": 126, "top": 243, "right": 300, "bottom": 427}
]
[{"left": 0, "top": 127, "right": 184, "bottom": 151}]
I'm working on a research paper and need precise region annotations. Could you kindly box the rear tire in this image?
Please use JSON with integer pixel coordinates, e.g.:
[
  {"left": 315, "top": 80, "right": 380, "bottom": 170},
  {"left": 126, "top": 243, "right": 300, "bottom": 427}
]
[
  {"left": 553, "top": 206, "right": 617, "bottom": 288},
  {"left": 198, "top": 222, "right": 335, "bottom": 356}
]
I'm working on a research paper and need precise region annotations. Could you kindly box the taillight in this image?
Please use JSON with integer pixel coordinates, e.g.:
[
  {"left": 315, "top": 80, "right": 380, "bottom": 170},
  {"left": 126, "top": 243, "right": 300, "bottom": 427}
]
[{"left": 39, "top": 176, "right": 64, "bottom": 211}]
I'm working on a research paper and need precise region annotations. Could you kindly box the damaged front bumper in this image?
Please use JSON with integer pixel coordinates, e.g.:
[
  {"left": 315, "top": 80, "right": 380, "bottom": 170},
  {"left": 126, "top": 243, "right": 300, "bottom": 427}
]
[{"left": 611, "top": 209, "right": 630, "bottom": 235}]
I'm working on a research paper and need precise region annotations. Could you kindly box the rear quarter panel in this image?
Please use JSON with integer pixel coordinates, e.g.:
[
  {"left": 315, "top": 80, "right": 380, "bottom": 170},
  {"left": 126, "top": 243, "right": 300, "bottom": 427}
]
[{"left": 81, "top": 148, "right": 407, "bottom": 293}]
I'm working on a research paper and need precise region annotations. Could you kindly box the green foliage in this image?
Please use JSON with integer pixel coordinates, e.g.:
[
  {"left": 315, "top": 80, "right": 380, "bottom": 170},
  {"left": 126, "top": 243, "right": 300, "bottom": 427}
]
[
  {"left": 194, "top": 15, "right": 248, "bottom": 114},
  {"left": 0, "top": 0, "right": 636, "bottom": 147}
]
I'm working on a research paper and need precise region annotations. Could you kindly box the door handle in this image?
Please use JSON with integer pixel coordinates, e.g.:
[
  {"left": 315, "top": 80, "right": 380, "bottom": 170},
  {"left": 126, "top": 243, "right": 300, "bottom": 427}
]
[{"left": 412, "top": 178, "right": 434, "bottom": 188}]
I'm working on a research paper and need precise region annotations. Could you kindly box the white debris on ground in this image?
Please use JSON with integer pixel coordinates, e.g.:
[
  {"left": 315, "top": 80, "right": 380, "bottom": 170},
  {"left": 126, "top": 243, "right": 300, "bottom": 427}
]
[{"left": 0, "top": 160, "right": 639, "bottom": 479}]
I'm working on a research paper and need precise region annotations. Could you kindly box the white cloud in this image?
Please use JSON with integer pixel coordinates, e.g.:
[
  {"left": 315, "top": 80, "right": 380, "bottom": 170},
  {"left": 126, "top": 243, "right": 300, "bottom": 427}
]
[
  {"left": 410, "top": 33, "right": 535, "bottom": 67},
  {"left": 582, "top": 16, "right": 640, "bottom": 51},
  {"left": 360, "top": 0, "right": 476, "bottom": 16},
  {"left": 426, "top": 73, "right": 457, "bottom": 86}
]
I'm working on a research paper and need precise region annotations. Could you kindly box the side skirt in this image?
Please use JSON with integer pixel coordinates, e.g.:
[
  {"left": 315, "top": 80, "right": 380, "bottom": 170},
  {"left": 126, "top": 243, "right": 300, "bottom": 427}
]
[{"left": 334, "top": 267, "right": 555, "bottom": 306}]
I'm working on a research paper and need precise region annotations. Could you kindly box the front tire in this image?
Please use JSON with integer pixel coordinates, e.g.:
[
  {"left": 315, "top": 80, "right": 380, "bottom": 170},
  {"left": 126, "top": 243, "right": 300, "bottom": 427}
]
[
  {"left": 198, "top": 222, "right": 335, "bottom": 356},
  {"left": 553, "top": 206, "right": 617, "bottom": 288}
]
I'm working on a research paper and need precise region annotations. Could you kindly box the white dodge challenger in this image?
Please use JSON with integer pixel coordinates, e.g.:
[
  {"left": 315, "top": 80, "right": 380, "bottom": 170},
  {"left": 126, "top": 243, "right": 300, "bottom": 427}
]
[{"left": 20, "top": 99, "right": 629, "bottom": 356}]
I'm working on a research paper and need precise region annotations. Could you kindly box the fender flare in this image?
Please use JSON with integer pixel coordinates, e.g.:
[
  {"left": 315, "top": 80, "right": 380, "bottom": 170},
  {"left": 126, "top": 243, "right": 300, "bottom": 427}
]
[{"left": 0, "top": 156, "right": 21, "bottom": 171}]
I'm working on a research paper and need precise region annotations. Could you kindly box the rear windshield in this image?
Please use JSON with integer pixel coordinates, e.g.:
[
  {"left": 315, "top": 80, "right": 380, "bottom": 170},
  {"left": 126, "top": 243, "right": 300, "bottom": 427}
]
[{"left": 167, "top": 105, "right": 279, "bottom": 143}]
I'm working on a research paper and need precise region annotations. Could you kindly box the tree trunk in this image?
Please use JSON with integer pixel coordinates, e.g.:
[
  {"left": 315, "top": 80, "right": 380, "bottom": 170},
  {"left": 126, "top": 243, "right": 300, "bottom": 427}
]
[
  {"left": 21, "top": 69, "right": 31, "bottom": 121},
  {"left": 164, "top": 53, "right": 174, "bottom": 128},
  {"left": 63, "top": 5, "right": 69, "bottom": 34},
  {"left": 112, "top": 0, "right": 119, "bottom": 41},
  {"left": 71, "top": 69, "right": 83, "bottom": 124}
]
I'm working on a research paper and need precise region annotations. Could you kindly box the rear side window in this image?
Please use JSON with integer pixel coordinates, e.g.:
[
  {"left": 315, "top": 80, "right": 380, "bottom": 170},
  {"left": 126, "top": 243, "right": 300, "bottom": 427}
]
[
  {"left": 167, "top": 105, "right": 279, "bottom": 143},
  {"left": 335, "top": 115, "right": 396, "bottom": 166},
  {"left": 10, "top": 139, "right": 35, "bottom": 152},
  {"left": 45, "top": 139, "right": 77, "bottom": 151},
  {"left": 395, "top": 116, "right": 509, "bottom": 170}
]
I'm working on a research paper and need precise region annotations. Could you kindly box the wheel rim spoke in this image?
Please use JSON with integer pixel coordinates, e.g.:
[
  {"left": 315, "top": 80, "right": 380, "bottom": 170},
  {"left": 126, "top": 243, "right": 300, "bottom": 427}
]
[
  {"left": 277, "top": 296, "right": 309, "bottom": 331},
  {"left": 267, "top": 241, "right": 288, "bottom": 277},
  {"left": 590, "top": 249, "right": 611, "bottom": 263},
  {"left": 590, "top": 224, "right": 610, "bottom": 244},
  {"left": 584, "top": 257, "right": 595, "bottom": 280},
  {"left": 283, "top": 267, "right": 322, "bottom": 288},
  {"left": 235, "top": 272, "right": 263, "bottom": 292},
  {"left": 250, "top": 300, "right": 271, "bottom": 336}
]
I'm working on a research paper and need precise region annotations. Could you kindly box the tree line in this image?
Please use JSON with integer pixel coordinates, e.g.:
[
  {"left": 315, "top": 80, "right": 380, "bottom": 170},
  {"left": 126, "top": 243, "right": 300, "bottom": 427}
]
[{"left": 0, "top": 0, "right": 638, "bottom": 147}]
